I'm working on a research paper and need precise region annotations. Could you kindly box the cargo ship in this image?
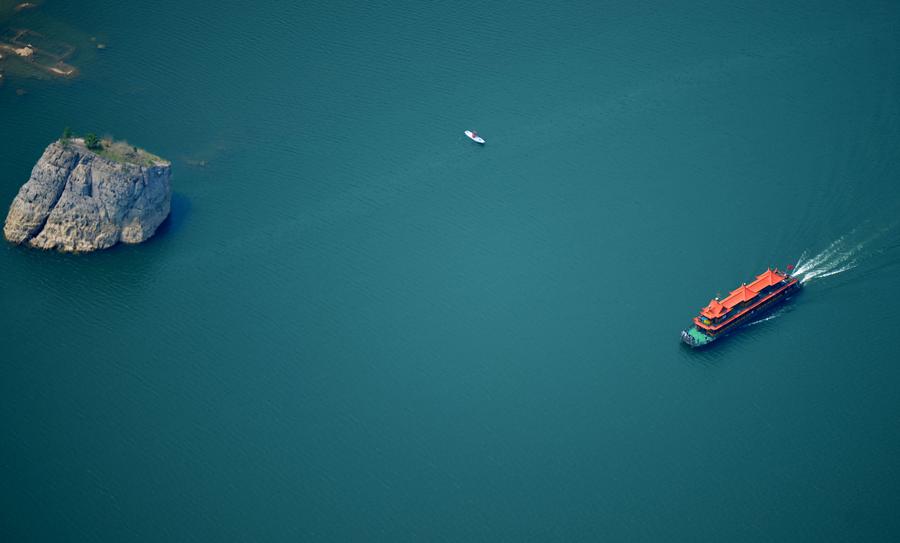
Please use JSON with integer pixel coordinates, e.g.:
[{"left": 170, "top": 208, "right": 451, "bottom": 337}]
[{"left": 681, "top": 267, "right": 800, "bottom": 348}]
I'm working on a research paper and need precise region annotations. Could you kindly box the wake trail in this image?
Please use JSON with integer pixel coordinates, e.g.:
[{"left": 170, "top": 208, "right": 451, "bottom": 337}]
[
  {"left": 793, "top": 226, "right": 892, "bottom": 285},
  {"left": 747, "top": 314, "right": 779, "bottom": 327}
]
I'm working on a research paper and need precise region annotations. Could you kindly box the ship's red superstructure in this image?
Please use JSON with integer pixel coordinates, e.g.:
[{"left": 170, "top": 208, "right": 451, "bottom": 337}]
[{"left": 693, "top": 268, "right": 798, "bottom": 333}]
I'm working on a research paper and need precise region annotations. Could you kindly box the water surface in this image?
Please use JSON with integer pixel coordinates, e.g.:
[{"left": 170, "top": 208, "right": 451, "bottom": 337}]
[{"left": 2, "top": 1, "right": 900, "bottom": 541}]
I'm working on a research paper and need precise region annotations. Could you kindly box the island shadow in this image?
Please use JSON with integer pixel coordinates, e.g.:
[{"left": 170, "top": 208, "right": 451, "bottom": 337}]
[{"left": 149, "top": 192, "right": 191, "bottom": 243}]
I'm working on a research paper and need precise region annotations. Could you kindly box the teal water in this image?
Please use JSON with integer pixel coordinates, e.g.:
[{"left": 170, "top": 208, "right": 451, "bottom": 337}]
[{"left": 3, "top": 1, "right": 900, "bottom": 540}]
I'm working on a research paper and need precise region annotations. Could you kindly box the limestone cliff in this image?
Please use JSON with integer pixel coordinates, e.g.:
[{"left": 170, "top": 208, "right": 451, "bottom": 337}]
[{"left": 4, "top": 139, "right": 171, "bottom": 252}]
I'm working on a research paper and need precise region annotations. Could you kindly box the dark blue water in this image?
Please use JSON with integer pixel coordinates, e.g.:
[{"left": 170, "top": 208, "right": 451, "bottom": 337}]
[{"left": 3, "top": 1, "right": 900, "bottom": 540}]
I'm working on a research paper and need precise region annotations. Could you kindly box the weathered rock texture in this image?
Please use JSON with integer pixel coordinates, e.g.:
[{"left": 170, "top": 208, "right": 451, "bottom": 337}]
[{"left": 4, "top": 140, "right": 171, "bottom": 252}]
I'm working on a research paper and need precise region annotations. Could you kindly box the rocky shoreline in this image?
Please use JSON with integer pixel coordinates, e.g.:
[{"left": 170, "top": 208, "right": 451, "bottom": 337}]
[{"left": 3, "top": 138, "right": 171, "bottom": 252}]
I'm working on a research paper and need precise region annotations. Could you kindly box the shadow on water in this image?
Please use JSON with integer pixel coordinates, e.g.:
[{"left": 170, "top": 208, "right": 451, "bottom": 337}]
[
  {"left": 149, "top": 192, "right": 191, "bottom": 242},
  {"left": 5, "top": 192, "right": 191, "bottom": 306}
]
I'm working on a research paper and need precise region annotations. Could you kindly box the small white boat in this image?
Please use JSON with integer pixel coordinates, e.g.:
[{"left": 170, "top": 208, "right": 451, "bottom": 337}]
[{"left": 464, "top": 130, "right": 485, "bottom": 144}]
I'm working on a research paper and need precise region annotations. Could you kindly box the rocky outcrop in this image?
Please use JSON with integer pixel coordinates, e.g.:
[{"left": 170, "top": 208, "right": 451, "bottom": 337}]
[{"left": 4, "top": 139, "right": 171, "bottom": 252}]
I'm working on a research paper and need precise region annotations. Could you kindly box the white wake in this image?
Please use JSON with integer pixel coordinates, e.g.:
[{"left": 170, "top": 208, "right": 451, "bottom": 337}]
[
  {"left": 792, "top": 227, "right": 887, "bottom": 284},
  {"left": 747, "top": 313, "right": 780, "bottom": 327}
]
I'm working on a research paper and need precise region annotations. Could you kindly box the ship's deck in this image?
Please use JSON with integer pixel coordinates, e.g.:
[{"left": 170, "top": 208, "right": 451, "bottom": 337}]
[{"left": 686, "top": 326, "right": 713, "bottom": 345}]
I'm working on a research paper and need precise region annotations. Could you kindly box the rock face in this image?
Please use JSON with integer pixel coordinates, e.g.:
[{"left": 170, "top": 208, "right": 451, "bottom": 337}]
[{"left": 4, "top": 140, "right": 171, "bottom": 252}]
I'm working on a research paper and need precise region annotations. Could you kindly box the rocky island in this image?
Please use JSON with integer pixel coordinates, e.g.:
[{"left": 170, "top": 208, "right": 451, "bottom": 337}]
[{"left": 4, "top": 137, "right": 171, "bottom": 252}]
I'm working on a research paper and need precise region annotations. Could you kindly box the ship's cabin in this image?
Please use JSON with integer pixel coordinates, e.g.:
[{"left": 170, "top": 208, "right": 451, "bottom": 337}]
[{"left": 697, "top": 269, "right": 789, "bottom": 328}]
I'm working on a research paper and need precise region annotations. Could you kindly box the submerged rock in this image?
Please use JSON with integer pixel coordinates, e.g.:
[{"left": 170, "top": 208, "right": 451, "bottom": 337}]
[{"left": 4, "top": 139, "right": 171, "bottom": 252}]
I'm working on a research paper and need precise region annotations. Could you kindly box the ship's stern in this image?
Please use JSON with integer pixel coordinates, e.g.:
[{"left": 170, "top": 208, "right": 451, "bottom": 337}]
[{"left": 681, "top": 326, "right": 714, "bottom": 348}]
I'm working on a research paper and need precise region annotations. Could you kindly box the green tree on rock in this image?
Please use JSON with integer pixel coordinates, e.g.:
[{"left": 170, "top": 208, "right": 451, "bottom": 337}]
[{"left": 84, "top": 133, "right": 102, "bottom": 151}]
